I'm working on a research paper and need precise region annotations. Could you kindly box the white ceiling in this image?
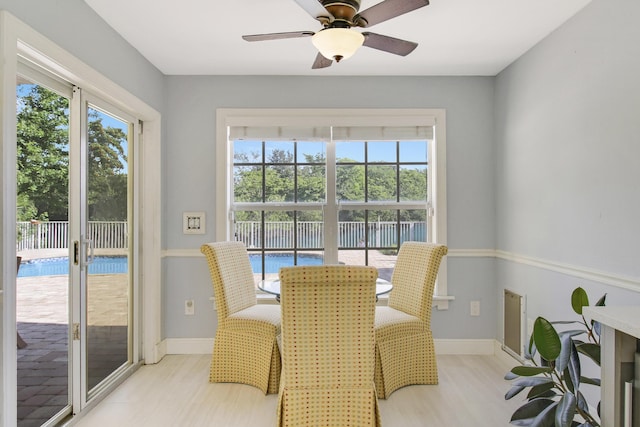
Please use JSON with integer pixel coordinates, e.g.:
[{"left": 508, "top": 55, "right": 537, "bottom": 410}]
[{"left": 84, "top": 0, "right": 591, "bottom": 76}]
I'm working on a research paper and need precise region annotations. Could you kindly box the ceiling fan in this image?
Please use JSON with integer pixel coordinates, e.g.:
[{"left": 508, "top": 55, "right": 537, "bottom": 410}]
[{"left": 242, "top": 0, "right": 430, "bottom": 69}]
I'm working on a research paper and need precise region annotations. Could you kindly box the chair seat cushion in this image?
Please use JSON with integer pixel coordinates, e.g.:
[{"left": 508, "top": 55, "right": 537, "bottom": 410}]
[
  {"left": 375, "top": 306, "right": 427, "bottom": 340},
  {"left": 223, "top": 304, "right": 281, "bottom": 335}
]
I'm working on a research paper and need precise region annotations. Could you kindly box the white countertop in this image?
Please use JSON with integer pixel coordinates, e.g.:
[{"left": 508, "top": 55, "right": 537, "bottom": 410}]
[{"left": 583, "top": 306, "right": 640, "bottom": 339}]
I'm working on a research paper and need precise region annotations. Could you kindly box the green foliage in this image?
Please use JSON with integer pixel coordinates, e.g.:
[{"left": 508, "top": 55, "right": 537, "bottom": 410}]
[
  {"left": 17, "top": 84, "right": 128, "bottom": 222},
  {"left": 17, "top": 193, "right": 38, "bottom": 222},
  {"left": 233, "top": 147, "right": 428, "bottom": 224},
  {"left": 505, "top": 287, "right": 605, "bottom": 427},
  {"left": 87, "top": 111, "right": 128, "bottom": 220},
  {"left": 17, "top": 84, "right": 70, "bottom": 220}
]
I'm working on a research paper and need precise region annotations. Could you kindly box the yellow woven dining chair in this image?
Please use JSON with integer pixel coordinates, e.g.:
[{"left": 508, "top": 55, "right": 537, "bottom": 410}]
[
  {"left": 200, "top": 242, "right": 281, "bottom": 394},
  {"left": 277, "top": 265, "right": 381, "bottom": 427},
  {"left": 374, "top": 241, "right": 448, "bottom": 399}
]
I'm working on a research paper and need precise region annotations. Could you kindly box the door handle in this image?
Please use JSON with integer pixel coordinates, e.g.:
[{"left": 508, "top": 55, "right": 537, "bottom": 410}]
[
  {"left": 85, "top": 238, "right": 95, "bottom": 265},
  {"left": 80, "top": 236, "right": 95, "bottom": 270}
]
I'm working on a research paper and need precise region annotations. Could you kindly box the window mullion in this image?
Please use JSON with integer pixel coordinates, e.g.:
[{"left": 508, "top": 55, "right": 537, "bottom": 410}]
[{"left": 324, "top": 138, "right": 338, "bottom": 264}]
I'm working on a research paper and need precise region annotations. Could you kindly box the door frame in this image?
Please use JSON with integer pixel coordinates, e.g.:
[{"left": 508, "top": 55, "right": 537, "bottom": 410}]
[{"left": 1, "top": 11, "right": 162, "bottom": 424}]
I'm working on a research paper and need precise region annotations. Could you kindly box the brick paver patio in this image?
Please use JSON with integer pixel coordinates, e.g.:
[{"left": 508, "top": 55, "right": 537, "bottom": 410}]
[{"left": 17, "top": 267, "right": 128, "bottom": 427}]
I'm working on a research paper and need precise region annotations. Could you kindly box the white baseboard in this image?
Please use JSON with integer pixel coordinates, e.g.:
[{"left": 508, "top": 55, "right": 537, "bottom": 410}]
[{"left": 162, "top": 338, "right": 500, "bottom": 356}]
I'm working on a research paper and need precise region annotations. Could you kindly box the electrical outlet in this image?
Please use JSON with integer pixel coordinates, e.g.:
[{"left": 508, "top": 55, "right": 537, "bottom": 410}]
[
  {"left": 470, "top": 300, "right": 480, "bottom": 316},
  {"left": 185, "top": 299, "right": 195, "bottom": 315}
]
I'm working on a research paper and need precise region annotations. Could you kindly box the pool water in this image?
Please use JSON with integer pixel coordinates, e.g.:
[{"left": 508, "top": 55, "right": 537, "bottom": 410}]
[
  {"left": 249, "top": 253, "right": 324, "bottom": 273},
  {"left": 17, "top": 253, "right": 323, "bottom": 277},
  {"left": 18, "top": 256, "right": 128, "bottom": 277}
]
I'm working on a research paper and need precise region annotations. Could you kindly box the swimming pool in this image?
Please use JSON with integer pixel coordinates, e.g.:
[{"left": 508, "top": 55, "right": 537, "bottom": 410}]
[
  {"left": 17, "top": 253, "right": 324, "bottom": 277},
  {"left": 18, "top": 256, "right": 128, "bottom": 277},
  {"left": 249, "top": 253, "right": 324, "bottom": 273}
]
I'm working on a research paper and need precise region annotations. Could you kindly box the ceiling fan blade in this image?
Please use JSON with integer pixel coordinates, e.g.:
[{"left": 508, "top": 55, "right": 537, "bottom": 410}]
[
  {"left": 362, "top": 32, "right": 418, "bottom": 56},
  {"left": 312, "top": 52, "right": 333, "bottom": 69},
  {"left": 355, "top": 0, "right": 429, "bottom": 27},
  {"left": 242, "top": 31, "right": 315, "bottom": 42},
  {"left": 294, "top": 0, "right": 334, "bottom": 21}
]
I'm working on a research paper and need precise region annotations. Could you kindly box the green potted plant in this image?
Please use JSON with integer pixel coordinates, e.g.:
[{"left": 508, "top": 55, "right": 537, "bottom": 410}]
[{"left": 505, "top": 287, "right": 606, "bottom": 426}]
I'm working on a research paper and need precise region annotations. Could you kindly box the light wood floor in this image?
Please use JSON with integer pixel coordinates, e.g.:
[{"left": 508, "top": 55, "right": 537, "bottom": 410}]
[{"left": 72, "top": 353, "right": 524, "bottom": 427}]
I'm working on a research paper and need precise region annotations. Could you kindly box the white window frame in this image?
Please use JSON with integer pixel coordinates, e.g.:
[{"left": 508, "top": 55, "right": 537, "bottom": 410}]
[{"left": 216, "top": 109, "right": 450, "bottom": 308}]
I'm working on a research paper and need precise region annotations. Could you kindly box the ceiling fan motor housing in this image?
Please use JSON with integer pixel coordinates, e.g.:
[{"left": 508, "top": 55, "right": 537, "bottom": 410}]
[{"left": 320, "top": 0, "right": 361, "bottom": 23}]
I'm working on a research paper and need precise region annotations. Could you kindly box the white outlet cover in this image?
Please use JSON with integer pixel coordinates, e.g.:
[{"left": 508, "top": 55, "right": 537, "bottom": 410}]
[
  {"left": 470, "top": 301, "right": 481, "bottom": 316},
  {"left": 185, "top": 299, "right": 195, "bottom": 315}
]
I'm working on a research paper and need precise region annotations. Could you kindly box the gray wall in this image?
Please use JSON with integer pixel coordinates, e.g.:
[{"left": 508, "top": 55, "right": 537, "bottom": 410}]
[
  {"left": 494, "top": 0, "right": 640, "bottom": 340},
  {"left": 163, "top": 76, "right": 498, "bottom": 339}
]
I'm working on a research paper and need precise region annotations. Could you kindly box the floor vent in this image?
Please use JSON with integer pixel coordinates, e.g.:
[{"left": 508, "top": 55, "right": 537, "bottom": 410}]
[{"left": 503, "top": 289, "right": 525, "bottom": 361}]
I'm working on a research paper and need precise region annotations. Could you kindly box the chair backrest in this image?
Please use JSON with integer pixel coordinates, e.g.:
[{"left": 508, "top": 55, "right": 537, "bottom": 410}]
[
  {"left": 200, "top": 242, "right": 257, "bottom": 321},
  {"left": 388, "top": 242, "right": 448, "bottom": 323},
  {"left": 279, "top": 265, "right": 378, "bottom": 389}
]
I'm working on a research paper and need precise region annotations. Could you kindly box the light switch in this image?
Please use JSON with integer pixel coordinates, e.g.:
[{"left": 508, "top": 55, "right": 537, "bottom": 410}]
[{"left": 183, "top": 212, "right": 205, "bottom": 234}]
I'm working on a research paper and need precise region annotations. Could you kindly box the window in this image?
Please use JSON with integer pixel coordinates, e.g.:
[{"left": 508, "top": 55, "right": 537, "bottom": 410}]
[{"left": 217, "top": 109, "right": 449, "bottom": 303}]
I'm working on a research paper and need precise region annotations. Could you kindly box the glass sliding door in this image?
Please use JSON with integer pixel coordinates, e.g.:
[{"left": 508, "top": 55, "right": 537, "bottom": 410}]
[
  {"left": 83, "top": 103, "right": 132, "bottom": 395},
  {"left": 15, "top": 63, "right": 137, "bottom": 424},
  {"left": 16, "top": 73, "right": 73, "bottom": 426}
]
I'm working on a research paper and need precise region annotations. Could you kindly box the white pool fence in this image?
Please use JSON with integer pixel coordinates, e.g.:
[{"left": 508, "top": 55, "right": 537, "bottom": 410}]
[{"left": 17, "top": 220, "right": 427, "bottom": 251}]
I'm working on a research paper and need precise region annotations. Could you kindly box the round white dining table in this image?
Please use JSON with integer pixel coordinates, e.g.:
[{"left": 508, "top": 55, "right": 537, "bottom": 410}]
[{"left": 258, "top": 278, "right": 392, "bottom": 302}]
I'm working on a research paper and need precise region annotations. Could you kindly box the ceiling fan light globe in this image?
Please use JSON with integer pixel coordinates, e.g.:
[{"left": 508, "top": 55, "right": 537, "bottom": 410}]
[{"left": 312, "top": 28, "right": 364, "bottom": 62}]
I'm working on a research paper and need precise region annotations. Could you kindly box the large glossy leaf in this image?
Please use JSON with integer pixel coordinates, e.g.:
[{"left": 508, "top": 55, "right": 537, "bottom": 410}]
[
  {"left": 576, "top": 391, "right": 590, "bottom": 414},
  {"left": 511, "top": 366, "right": 554, "bottom": 377},
  {"left": 513, "top": 377, "right": 554, "bottom": 388},
  {"left": 527, "top": 382, "right": 557, "bottom": 400},
  {"left": 533, "top": 317, "right": 561, "bottom": 361},
  {"left": 571, "top": 288, "right": 589, "bottom": 315},
  {"left": 555, "top": 393, "right": 577, "bottom": 427},
  {"left": 510, "top": 399, "right": 556, "bottom": 425},
  {"left": 530, "top": 400, "right": 558, "bottom": 427},
  {"left": 506, "top": 385, "right": 526, "bottom": 400},
  {"left": 595, "top": 293, "right": 607, "bottom": 307},
  {"left": 505, "top": 371, "right": 520, "bottom": 380},
  {"left": 566, "top": 340, "right": 581, "bottom": 391},
  {"left": 559, "top": 329, "right": 589, "bottom": 339},
  {"left": 556, "top": 333, "right": 573, "bottom": 373},
  {"left": 563, "top": 367, "right": 575, "bottom": 394},
  {"left": 580, "top": 376, "right": 600, "bottom": 386},
  {"left": 576, "top": 342, "right": 601, "bottom": 365}
]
